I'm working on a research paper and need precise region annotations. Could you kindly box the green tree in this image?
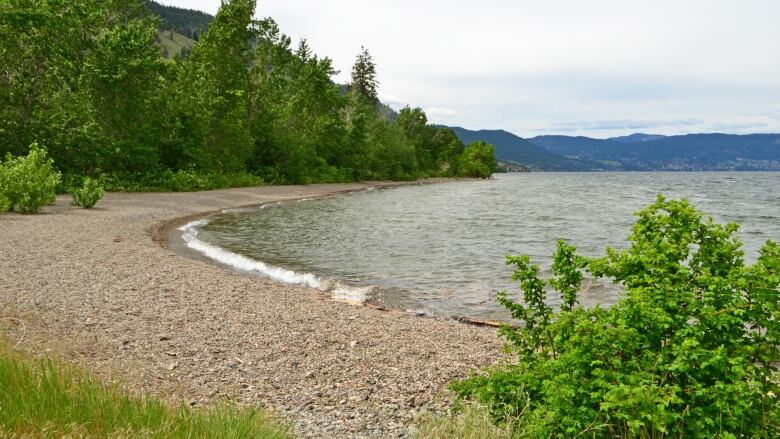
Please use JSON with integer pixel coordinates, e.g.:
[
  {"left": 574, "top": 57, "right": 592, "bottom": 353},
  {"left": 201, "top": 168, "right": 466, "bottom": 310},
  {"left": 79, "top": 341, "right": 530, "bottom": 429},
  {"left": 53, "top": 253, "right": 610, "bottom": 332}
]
[
  {"left": 0, "top": 0, "right": 164, "bottom": 175},
  {"left": 350, "top": 46, "right": 378, "bottom": 103},
  {"left": 176, "top": 0, "right": 255, "bottom": 173},
  {"left": 396, "top": 106, "right": 431, "bottom": 170},
  {"left": 458, "top": 141, "right": 497, "bottom": 178}
]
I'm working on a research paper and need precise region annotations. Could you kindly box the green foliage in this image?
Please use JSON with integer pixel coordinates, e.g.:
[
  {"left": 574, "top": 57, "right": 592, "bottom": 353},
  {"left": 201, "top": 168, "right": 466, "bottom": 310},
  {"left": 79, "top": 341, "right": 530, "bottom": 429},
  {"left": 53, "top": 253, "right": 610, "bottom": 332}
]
[
  {"left": 0, "top": 145, "right": 61, "bottom": 213},
  {"left": 69, "top": 177, "right": 104, "bottom": 209},
  {"left": 0, "top": 193, "right": 9, "bottom": 212},
  {"left": 96, "top": 170, "right": 263, "bottom": 192},
  {"left": 176, "top": 0, "right": 255, "bottom": 173},
  {"left": 415, "top": 402, "right": 515, "bottom": 439},
  {"left": 459, "top": 141, "right": 497, "bottom": 178},
  {"left": 454, "top": 196, "right": 780, "bottom": 438},
  {"left": 166, "top": 169, "right": 262, "bottom": 192},
  {"left": 143, "top": 0, "right": 212, "bottom": 41},
  {"left": 0, "top": 341, "right": 290, "bottom": 438},
  {"left": 0, "top": 0, "right": 496, "bottom": 188},
  {"left": 351, "top": 46, "right": 379, "bottom": 102}
]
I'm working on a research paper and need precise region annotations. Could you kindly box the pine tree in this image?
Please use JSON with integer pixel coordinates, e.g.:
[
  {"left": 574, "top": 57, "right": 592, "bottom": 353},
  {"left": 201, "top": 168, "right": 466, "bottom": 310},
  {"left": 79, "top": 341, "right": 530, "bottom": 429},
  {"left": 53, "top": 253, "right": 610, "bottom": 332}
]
[{"left": 350, "top": 46, "right": 378, "bottom": 102}]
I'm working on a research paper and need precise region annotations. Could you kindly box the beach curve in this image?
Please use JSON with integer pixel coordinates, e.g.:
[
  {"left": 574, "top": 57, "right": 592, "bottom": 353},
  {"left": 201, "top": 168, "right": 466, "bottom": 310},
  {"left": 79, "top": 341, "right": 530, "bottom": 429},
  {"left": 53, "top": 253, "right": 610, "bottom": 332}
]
[{"left": 0, "top": 180, "right": 500, "bottom": 438}]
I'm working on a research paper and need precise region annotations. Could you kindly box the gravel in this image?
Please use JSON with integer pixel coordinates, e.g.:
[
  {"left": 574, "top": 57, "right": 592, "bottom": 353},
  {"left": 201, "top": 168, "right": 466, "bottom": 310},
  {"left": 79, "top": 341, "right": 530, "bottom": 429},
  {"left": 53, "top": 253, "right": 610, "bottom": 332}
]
[{"left": 0, "top": 181, "right": 502, "bottom": 438}]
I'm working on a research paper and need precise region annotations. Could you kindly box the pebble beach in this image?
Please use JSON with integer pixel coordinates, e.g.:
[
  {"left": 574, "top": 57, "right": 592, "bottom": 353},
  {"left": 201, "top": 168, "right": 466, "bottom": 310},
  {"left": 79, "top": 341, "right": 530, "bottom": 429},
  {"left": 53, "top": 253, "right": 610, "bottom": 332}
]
[{"left": 0, "top": 181, "right": 501, "bottom": 438}]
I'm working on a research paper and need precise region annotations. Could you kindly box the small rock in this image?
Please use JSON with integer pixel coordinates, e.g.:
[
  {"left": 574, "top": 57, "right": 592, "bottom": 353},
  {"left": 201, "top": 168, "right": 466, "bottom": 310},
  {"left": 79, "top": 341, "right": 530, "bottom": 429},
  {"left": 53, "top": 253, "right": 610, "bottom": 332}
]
[
  {"left": 158, "top": 335, "right": 170, "bottom": 341},
  {"left": 167, "top": 362, "right": 178, "bottom": 371},
  {"left": 349, "top": 340, "right": 358, "bottom": 348}
]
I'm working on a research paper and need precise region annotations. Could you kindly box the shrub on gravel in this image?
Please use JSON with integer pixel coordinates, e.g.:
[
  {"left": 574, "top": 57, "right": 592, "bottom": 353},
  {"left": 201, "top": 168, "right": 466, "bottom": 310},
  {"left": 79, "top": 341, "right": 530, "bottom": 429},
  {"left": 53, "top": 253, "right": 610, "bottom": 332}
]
[
  {"left": 453, "top": 196, "right": 779, "bottom": 438},
  {"left": 70, "top": 177, "right": 104, "bottom": 208},
  {"left": 0, "top": 144, "right": 61, "bottom": 213}
]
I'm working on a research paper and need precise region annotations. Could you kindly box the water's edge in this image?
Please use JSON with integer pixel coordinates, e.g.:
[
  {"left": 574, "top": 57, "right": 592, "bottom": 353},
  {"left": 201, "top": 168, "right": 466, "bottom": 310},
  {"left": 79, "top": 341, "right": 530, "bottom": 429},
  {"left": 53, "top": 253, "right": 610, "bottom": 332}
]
[{"left": 153, "top": 179, "right": 506, "bottom": 328}]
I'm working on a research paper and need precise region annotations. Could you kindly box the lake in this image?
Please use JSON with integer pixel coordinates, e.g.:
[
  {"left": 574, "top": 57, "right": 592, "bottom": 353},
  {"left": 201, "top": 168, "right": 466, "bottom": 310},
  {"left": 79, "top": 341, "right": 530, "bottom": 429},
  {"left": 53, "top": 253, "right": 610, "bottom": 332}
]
[{"left": 182, "top": 173, "right": 780, "bottom": 321}]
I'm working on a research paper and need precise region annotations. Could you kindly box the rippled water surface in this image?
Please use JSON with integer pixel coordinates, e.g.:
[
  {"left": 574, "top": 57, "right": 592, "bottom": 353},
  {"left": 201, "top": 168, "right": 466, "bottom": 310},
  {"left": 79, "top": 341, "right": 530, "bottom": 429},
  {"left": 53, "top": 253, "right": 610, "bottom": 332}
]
[{"left": 195, "top": 173, "right": 780, "bottom": 321}]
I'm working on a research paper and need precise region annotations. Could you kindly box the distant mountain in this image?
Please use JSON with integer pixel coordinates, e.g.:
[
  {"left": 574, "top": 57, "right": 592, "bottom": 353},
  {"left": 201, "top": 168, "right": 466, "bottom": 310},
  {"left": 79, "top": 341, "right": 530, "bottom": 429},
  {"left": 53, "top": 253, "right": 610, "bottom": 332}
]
[
  {"left": 528, "top": 133, "right": 780, "bottom": 171},
  {"left": 609, "top": 133, "right": 667, "bottom": 143},
  {"left": 144, "top": 1, "right": 212, "bottom": 40},
  {"left": 144, "top": 1, "right": 213, "bottom": 58},
  {"left": 448, "top": 127, "right": 607, "bottom": 171}
]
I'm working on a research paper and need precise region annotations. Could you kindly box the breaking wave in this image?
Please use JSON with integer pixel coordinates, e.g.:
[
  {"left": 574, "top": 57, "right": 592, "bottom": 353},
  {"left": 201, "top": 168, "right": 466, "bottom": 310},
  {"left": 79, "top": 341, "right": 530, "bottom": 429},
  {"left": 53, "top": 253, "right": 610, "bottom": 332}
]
[{"left": 178, "top": 219, "right": 372, "bottom": 304}]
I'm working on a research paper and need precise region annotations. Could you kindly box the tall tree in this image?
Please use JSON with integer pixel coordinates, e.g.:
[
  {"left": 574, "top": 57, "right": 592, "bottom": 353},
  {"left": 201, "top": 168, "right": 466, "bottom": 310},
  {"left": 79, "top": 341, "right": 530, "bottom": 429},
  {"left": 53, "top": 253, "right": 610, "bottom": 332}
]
[
  {"left": 350, "top": 46, "right": 378, "bottom": 103},
  {"left": 0, "top": 0, "right": 164, "bottom": 174},
  {"left": 176, "top": 0, "right": 255, "bottom": 172}
]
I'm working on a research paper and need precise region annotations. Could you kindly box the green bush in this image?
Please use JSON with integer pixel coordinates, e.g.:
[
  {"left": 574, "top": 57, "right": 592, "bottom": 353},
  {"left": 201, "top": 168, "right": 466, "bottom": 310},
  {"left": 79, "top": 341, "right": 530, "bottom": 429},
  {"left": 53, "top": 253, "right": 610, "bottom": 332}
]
[
  {"left": 70, "top": 177, "right": 104, "bottom": 208},
  {"left": 0, "top": 145, "right": 61, "bottom": 213},
  {"left": 454, "top": 196, "right": 779, "bottom": 438},
  {"left": 458, "top": 141, "right": 497, "bottom": 179},
  {"left": 167, "top": 169, "right": 263, "bottom": 192},
  {"left": 0, "top": 194, "right": 10, "bottom": 212},
  {"left": 93, "top": 170, "right": 263, "bottom": 192}
]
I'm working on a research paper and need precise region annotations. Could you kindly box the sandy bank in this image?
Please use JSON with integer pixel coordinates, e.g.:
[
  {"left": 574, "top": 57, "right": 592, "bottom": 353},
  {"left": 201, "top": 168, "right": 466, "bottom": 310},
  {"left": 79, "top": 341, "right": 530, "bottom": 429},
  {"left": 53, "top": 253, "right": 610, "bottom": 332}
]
[{"left": 0, "top": 180, "right": 501, "bottom": 438}]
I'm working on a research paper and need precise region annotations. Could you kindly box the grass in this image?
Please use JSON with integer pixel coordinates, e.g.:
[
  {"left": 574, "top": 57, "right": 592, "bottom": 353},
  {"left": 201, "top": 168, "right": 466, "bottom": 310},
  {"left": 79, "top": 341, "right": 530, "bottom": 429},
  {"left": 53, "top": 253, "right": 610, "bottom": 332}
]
[
  {"left": 414, "top": 403, "right": 514, "bottom": 439},
  {"left": 157, "top": 29, "right": 196, "bottom": 59},
  {"left": 0, "top": 342, "right": 291, "bottom": 438}
]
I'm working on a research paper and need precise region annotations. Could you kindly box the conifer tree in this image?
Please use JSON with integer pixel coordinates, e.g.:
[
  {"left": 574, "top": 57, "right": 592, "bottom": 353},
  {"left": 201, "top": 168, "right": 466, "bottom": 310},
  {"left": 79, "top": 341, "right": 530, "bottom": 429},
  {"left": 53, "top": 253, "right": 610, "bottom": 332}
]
[{"left": 350, "top": 46, "right": 378, "bottom": 103}]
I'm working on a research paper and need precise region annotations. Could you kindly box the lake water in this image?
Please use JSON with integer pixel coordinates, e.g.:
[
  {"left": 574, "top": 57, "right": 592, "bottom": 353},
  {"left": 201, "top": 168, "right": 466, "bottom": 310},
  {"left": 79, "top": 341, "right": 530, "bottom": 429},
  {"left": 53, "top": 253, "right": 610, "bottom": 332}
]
[{"left": 183, "top": 173, "right": 780, "bottom": 321}]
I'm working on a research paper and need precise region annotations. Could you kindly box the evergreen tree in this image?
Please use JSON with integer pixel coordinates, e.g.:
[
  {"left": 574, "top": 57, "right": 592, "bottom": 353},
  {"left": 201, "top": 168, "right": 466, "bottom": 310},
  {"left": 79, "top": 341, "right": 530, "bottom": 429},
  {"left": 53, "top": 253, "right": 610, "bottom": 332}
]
[{"left": 350, "top": 46, "right": 378, "bottom": 103}]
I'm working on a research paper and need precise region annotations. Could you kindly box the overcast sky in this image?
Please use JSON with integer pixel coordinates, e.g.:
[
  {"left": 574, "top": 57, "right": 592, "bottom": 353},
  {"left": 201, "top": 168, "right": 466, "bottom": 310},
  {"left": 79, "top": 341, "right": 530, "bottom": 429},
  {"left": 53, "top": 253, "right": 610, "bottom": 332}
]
[{"left": 158, "top": 0, "right": 780, "bottom": 138}]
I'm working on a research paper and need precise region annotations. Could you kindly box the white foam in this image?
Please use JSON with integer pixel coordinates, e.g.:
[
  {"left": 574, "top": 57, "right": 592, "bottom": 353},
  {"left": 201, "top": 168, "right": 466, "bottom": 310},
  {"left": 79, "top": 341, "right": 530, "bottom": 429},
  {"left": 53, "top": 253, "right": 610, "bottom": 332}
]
[
  {"left": 331, "top": 283, "right": 375, "bottom": 303},
  {"left": 178, "top": 220, "right": 321, "bottom": 289},
  {"left": 178, "top": 219, "right": 372, "bottom": 305}
]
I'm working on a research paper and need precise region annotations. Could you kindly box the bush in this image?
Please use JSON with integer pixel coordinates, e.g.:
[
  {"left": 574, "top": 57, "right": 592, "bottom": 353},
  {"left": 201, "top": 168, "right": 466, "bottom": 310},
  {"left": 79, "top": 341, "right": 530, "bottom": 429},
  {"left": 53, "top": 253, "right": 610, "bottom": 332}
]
[
  {"left": 458, "top": 141, "right": 497, "bottom": 179},
  {"left": 70, "top": 177, "right": 104, "bottom": 208},
  {"left": 167, "top": 169, "right": 263, "bottom": 192},
  {"left": 454, "top": 196, "right": 779, "bottom": 438},
  {"left": 0, "top": 193, "right": 10, "bottom": 212},
  {"left": 94, "top": 170, "right": 263, "bottom": 192},
  {"left": 0, "top": 145, "right": 61, "bottom": 213}
]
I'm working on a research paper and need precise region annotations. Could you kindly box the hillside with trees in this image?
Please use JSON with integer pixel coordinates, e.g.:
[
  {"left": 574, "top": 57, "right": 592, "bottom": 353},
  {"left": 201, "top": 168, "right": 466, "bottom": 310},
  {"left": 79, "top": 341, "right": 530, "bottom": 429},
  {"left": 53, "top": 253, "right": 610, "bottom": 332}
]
[
  {"left": 143, "top": 0, "right": 211, "bottom": 41},
  {"left": 449, "top": 127, "right": 606, "bottom": 171},
  {"left": 0, "top": 0, "right": 495, "bottom": 192}
]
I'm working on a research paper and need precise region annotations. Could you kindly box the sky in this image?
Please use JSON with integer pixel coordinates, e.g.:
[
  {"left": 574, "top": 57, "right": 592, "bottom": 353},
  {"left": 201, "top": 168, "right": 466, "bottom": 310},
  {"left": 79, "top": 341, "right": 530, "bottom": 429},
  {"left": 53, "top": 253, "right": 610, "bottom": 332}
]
[{"left": 158, "top": 0, "right": 780, "bottom": 138}]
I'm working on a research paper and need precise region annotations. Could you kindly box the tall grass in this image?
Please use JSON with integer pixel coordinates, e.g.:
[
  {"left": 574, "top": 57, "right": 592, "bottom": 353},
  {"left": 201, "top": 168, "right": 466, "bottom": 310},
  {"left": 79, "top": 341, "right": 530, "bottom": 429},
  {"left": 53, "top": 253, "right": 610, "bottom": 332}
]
[
  {"left": 0, "top": 343, "right": 291, "bottom": 438},
  {"left": 414, "top": 403, "right": 515, "bottom": 439}
]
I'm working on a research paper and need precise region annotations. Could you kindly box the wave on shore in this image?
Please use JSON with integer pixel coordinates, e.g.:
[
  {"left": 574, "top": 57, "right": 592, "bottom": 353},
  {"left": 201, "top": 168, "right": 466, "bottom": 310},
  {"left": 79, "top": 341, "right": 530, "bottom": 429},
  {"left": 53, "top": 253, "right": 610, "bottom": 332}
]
[{"left": 178, "top": 219, "right": 372, "bottom": 303}]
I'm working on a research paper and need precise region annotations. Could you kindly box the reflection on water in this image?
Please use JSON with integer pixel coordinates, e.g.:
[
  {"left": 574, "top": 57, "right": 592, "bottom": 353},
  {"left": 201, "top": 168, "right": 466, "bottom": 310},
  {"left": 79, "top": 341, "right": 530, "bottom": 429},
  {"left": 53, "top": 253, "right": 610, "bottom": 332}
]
[{"left": 196, "top": 173, "right": 780, "bottom": 321}]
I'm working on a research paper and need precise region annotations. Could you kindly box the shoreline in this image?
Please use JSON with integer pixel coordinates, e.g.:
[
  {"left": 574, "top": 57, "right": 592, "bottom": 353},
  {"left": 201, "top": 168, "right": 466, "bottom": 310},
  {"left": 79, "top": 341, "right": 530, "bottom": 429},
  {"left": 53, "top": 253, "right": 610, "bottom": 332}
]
[
  {"left": 0, "top": 179, "right": 501, "bottom": 438},
  {"left": 160, "top": 179, "right": 508, "bottom": 328}
]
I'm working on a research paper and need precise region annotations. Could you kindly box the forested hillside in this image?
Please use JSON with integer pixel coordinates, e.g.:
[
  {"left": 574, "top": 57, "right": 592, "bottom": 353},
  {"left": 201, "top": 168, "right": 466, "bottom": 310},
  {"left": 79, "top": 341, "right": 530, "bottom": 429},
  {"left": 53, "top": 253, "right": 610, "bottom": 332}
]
[
  {"left": 0, "top": 0, "right": 496, "bottom": 191},
  {"left": 143, "top": 0, "right": 211, "bottom": 40},
  {"left": 449, "top": 127, "right": 606, "bottom": 171}
]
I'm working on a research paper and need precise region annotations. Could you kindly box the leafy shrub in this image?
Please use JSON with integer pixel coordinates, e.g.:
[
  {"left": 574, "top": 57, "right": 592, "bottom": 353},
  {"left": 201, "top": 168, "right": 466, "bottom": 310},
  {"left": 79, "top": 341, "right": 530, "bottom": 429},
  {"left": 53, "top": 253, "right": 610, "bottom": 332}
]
[
  {"left": 454, "top": 196, "right": 779, "bottom": 438},
  {"left": 0, "top": 145, "right": 61, "bottom": 213},
  {"left": 458, "top": 141, "right": 497, "bottom": 179},
  {"left": 70, "top": 177, "right": 104, "bottom": 208},
  {"left": 95, "top": 170, "right": 263, "bottom": 192},
  {"left": 167, "top": 169, "right": 263, "bottom": 192},
  {"left": 0, "top": 194, "right": 10, "bottom": 212}
]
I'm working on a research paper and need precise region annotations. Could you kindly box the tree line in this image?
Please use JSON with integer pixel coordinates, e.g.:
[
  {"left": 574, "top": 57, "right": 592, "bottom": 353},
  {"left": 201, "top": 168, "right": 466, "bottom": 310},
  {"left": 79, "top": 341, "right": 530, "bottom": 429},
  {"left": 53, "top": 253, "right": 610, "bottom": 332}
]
[{"left": 0, "top": 0, "right": 496, "bottom": 191}]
